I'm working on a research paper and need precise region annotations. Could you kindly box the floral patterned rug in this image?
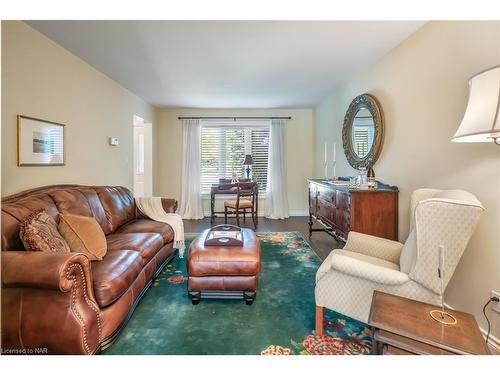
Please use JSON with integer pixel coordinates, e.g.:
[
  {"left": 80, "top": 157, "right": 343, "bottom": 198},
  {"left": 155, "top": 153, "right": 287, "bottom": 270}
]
[{"left": 105, "top": 231, "right": 372, "bottom": 355}]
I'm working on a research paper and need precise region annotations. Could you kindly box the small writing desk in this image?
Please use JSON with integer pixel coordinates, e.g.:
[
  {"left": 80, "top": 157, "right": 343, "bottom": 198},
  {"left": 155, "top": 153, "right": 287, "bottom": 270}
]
[{"left": 210, "top": 180, "right": 258, "bottom": 224}]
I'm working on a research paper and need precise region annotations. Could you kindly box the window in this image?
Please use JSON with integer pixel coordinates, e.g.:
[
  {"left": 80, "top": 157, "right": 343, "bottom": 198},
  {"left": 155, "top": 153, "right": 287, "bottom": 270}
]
[
  {"left": 353, "top": 129, "right": 369, "bottom": 157},
  {"left": 201, "top": 122, "right": 270, "bottom": 193},
  {"left": 352, "top": 116, "right": 374, "bottom": 158}
]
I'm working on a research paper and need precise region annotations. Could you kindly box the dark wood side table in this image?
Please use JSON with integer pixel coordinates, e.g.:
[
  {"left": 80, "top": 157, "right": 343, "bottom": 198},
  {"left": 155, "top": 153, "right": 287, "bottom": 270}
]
[{"left": 368, "top": 291, "right": 489, "bottom": 355}]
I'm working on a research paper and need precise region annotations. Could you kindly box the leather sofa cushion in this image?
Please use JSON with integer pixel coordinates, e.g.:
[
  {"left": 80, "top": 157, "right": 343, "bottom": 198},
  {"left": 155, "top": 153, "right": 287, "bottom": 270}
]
[
  {"left": 49, "top": 189, "right": 95, "bottom": 219},
  {"left": 91, "top": 250, "right": 143, "bottom": 307},
  {"left": 106, "top": 233, "right": 164, "bottom": 265},
  {"left": 59, "top": 213, "right": 107, "bottom": 261},
  {"left": 50, "top": 188, "right": 112, "bottom": 235},
  {"left": 116, "top": 219, "right": 174, "bottom": 244},
  {"left": 93, "top": 186, "right": 136, "bottom": 232}
]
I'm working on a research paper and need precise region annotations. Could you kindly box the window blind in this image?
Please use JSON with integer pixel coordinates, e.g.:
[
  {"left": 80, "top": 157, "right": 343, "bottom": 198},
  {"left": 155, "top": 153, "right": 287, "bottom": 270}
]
[
  {"left": 201, "top": 125, "right": 270, "bottom": 193},
  {"left": 353, "top": 130, "right": 369, "bottom": 157}
]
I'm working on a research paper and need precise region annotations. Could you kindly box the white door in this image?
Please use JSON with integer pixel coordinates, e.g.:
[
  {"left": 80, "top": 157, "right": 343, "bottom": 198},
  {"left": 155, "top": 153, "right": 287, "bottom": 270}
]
[{"left": 133, "top": 117, "right": 153, "bottom": 197}]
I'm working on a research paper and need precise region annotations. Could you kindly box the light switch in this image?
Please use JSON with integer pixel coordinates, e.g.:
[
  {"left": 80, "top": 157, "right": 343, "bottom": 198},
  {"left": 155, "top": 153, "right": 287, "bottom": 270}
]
[{"left": 109, "top": 137, "right": 119, "bottom": 146}]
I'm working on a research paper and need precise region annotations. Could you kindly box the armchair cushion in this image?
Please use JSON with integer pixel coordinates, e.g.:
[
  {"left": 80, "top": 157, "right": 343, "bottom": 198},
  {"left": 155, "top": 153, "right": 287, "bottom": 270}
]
[{"left": 343, "top": 231, "right": 403, "bottom": 264}]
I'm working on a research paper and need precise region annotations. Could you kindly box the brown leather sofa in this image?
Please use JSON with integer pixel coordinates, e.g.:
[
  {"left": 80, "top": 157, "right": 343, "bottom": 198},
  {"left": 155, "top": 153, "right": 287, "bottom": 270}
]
[{"left": 1, "top": 185, "right": 178, "bottom": 354}]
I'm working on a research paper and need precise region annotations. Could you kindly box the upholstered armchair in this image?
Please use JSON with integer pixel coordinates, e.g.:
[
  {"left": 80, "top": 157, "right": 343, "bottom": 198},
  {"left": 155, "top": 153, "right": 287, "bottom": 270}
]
[{"left": 315, "top": 189, "right": 484, "bottom": 335}]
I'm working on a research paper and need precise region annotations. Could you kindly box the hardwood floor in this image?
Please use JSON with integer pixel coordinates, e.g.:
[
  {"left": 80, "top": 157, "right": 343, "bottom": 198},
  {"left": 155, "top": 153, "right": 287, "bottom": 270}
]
[{"left": 183, "top": 216, "right": 341, "bottom": 260}]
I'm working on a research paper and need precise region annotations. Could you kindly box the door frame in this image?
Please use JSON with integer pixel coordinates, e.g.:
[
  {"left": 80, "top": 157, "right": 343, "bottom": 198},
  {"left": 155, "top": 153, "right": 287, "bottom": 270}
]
[{"left": 133, "top": 115, "right": 153, "bottom": 197}]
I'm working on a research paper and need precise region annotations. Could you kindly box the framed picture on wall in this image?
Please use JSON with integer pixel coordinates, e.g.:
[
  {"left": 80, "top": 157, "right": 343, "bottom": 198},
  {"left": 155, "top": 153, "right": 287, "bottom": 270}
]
[{"left": 17, "top": 115, "right": 66, "bottom": 166}]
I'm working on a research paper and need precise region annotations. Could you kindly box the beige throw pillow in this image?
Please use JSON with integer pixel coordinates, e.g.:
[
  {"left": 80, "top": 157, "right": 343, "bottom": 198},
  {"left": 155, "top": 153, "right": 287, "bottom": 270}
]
[
  {"left": 58, "top": 213, "right": 107, "bottom": 261},
  {"left": 19, "top": 209, "right": 71, "bottom": 253}
]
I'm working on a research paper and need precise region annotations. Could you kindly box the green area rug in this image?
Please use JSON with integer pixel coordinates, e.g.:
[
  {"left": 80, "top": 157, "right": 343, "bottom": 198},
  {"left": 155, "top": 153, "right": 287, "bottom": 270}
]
[{"left": 105, "top": 232, "right": 372, "bottom": 355}]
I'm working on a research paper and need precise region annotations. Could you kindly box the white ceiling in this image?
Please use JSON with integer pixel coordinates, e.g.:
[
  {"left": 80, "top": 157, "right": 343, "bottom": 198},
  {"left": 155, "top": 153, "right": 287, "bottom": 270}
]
[{"left": 27, "top": 21, "right": 425, "bottom": 108}]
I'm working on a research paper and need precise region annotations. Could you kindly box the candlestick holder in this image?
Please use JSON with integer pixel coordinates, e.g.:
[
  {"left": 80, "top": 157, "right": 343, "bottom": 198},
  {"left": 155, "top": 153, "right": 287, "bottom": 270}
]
[{"left": 429, "top": 245, "right": 457, "bottom": 326}]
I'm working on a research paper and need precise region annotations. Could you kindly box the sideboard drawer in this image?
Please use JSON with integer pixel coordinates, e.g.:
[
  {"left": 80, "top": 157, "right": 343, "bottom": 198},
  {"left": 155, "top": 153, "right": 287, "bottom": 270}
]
[
  {"left": 317, "top": 199, "right": 335, "bottom": 226},
  {"left": 317, "top": 185, "right": 336, "bottom": 205},
  {"left": 336, "top": 190, "right": 350, "bottom": 210}
]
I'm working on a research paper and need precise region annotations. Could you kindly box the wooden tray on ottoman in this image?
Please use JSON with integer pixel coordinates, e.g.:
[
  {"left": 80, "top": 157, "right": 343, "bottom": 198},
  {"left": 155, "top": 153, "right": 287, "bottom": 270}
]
[
  {"left": 187, "top": 228, "right": 261, "bottom": 305},
  {"left": 204, "top": 224, "right": 244, "bottom": 246}
]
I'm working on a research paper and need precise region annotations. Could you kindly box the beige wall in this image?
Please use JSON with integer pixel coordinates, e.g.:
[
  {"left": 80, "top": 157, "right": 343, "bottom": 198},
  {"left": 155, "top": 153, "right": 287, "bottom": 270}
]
[
  {"left": 314, "top": 21, "right": 500, "bottom": 339},
  {"left": 155, "top": 108, "right": 314, "bottom": 216},
  {"left": 1, "top": 21, "right": 155, "bottom": 196}
]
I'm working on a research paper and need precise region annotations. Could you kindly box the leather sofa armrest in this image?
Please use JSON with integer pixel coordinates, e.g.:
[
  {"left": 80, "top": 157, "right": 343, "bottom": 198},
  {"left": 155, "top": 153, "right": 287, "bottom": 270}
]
[
  {"left": 161, "top": 198, "right": 178, "bottom": 213},
  {"left": 2, "top": 251, "right": 94, "bottom": 292},
  {"left": 2, "top": 251, "right": 102, "bottom": 354},
  {"left": 136, "top": 198, "right": 178, "bottom": 219}
]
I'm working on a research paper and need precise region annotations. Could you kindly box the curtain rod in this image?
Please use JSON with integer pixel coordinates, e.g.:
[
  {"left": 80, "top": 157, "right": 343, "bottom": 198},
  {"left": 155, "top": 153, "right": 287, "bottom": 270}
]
[{"left": 177, "top": 116, "right": 291, "bottom": 120}]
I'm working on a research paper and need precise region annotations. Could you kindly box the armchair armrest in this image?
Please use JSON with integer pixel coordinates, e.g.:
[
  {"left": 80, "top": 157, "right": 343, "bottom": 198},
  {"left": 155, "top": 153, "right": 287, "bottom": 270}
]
[
  {"left": 329, "top": 253, "right": 409, "bottom": 285},
  {"left": 2, "top": 251, "right": 102, "bottom": 354},
  {"left": 343, "top": 231, "right": 403, "bottom": 264},
  {"left": 161, "top": 198, "right": 178, "bottom": 213}
]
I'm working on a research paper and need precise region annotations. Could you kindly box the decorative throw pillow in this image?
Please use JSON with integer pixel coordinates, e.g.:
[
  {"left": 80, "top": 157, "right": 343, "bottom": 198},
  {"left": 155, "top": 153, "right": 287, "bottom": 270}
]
[
  {"left": 19, "top": 209, "right": 71, "bottom": 253},
  {"left": 58, "top": 213, "right": 107, "bottom": 261}
]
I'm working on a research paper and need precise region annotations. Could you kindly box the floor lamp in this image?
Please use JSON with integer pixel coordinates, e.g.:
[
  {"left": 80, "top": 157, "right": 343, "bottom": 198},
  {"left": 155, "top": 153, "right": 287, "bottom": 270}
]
[
  {"left": 452, "top": 66, "right": 500, "bottom": 145},
  {"left": 448, "top": 66, "right": 500, "bottom": 322}
]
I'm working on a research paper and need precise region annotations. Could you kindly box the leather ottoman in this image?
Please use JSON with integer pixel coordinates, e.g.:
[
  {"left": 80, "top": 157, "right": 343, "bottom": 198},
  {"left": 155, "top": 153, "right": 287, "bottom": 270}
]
[{"left": 187, "top": 228, "right": 261, "bottom": 305}]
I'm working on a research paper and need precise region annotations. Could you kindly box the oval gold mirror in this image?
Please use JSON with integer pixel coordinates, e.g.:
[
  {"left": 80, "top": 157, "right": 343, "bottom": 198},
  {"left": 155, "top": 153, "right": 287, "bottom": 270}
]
[{"left": 342, "top": 94, "right": 384, "bottom": 170}]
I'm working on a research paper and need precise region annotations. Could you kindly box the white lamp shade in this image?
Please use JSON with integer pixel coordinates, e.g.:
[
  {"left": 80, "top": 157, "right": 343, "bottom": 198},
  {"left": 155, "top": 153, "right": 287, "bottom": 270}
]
[{"left": 452, "top": 66, "right": 500, "bottom": 143}]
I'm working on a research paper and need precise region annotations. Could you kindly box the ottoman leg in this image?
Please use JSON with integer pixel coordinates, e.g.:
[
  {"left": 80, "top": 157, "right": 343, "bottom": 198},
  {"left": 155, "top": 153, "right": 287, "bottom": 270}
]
[
  {"left": 189, "top": 291, "right": 201, "bottom": 305},
  {"left": 243, "top": 291, "right": 256, "bottom": 305}
]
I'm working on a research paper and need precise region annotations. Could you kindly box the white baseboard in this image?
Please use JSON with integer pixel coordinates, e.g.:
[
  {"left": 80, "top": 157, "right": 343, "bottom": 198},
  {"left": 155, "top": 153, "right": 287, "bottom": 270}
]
[
  {"left": 255, "top": 210, "right": 307, "bottom": 217},
  {"left": 444, "top": 302, "right": 500, "bottom": 353},
  {"left": 201, "top": 210, "right": 308, "bottom": 218}
]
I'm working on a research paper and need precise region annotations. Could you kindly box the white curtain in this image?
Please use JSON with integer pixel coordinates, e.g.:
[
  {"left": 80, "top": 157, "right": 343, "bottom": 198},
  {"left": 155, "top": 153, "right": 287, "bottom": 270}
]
[
  {"left": 264, "top": 119, "right": 290, "bottom": 219},
  {"left": 178, "top": 119, "right": 204, "bottom": 219}
]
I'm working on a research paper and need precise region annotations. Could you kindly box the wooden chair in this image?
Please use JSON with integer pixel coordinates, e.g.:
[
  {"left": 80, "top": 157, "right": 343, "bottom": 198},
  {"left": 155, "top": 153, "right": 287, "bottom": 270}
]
[{"left": 223, "top": 181, "right": 257, "bottom": 229}]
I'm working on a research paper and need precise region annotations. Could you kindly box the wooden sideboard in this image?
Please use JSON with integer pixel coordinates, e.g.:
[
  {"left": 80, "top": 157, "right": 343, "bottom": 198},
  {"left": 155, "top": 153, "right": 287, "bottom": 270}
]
[{"left": 308, "top": 179, "right": 399, "bottom": 241}]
